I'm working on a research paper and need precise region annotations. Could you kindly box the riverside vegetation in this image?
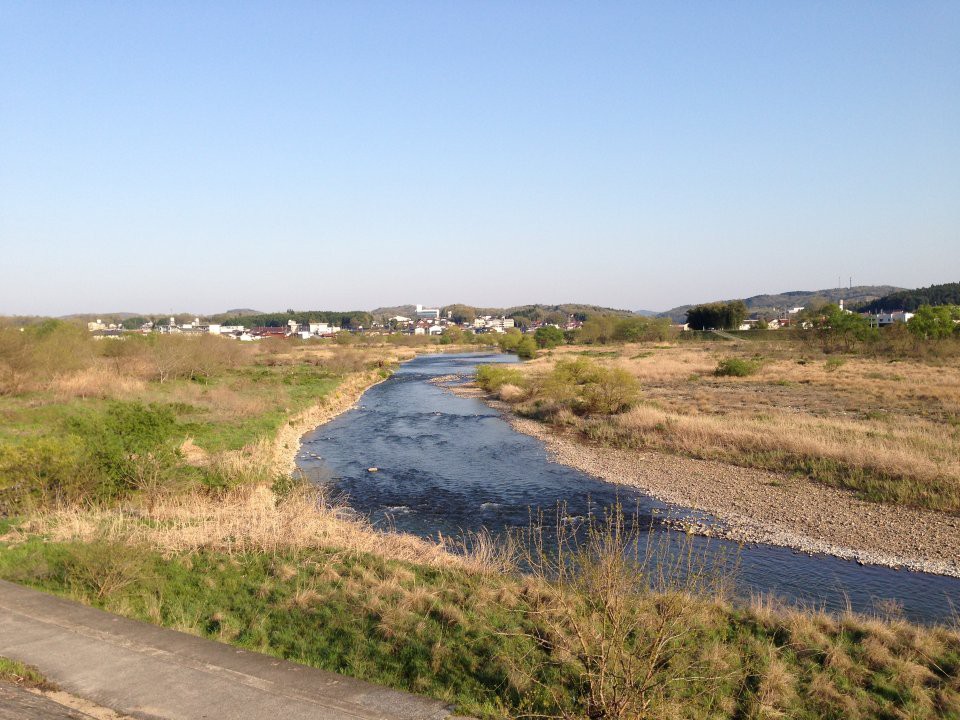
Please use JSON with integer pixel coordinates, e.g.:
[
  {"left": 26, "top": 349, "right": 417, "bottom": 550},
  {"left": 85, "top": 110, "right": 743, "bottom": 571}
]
[
  {"left": 479, "top": 324, "right": 960, "bottom": 515},
  {"left": 1, "top": 320, "right": 959, "bottom": 718}
]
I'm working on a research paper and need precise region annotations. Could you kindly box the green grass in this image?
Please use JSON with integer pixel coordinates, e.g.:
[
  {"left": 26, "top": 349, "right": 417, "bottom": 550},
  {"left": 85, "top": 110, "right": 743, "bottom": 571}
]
[
  {"left": 0, "top": 363, "right": 345, "bottom": 507},
  {"left": 0, "top": 656, "right": 52, "bottom": 689},
  {"left": 0, "top": 533, "right": 957, "bottom": 719},
  {"left": 0, "top": 537, "right": 552, "bottom": 717}
]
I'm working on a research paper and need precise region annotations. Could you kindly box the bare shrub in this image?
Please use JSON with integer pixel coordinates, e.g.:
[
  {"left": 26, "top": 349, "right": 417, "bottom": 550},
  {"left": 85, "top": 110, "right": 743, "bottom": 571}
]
[
  {"left": 65, "top": 541, "right": 154, "bottom": 600},
  {"left": 0, "top": 321, "right": 96, "bottom": 394},
  {"left": 146, "top": 335, "right": 251, "bottom": 383},
  {"left": 50, "top": 365, "right": 147, "bottom": 400},
  {"left": 498, "top": 383, "right": 525, "bottom": 402}
]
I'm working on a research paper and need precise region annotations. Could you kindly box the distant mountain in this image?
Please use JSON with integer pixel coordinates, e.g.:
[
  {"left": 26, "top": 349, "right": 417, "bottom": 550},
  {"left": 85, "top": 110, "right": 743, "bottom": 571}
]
[
  {"left": 372, "top": 303, "right": 640, "bottom": 323},
  {"left": 370, "top": 305, "right": 417, "bottom": 319},
  {"left": 221, "top": 308, "right": 265, "bottom": 317},
  {"left": 859, "top": 282, "right": 960, "bottom": 313},
  {"left": 59, "top": 312, "right": 144, "bottom": 321},
  {"left": 501, "top": 304, "right": 637, "bottom": 323},
  {"left": 634, "top": 309, "right": 659, "bottom": 317},
  {"left": 658, "top": 285, "right": 903, "bottom": 323}
]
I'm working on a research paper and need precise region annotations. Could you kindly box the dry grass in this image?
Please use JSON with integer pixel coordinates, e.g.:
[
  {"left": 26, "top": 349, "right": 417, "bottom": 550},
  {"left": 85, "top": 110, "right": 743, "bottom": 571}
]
[
  {"left": 520, "top": 342, "right": 960, "bottom": 511},
  {"left": 19, "top": 483, "right": 507, "bottom": 574},
  {"left": 50, "top": 365, "right": 148, "bottom": 400}
]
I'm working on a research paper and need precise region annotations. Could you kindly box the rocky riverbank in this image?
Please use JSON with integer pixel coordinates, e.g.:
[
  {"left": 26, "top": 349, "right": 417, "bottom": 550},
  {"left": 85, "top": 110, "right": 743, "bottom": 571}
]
[{"left": 443, "top": 378, "right": 960, "bottom": 578}]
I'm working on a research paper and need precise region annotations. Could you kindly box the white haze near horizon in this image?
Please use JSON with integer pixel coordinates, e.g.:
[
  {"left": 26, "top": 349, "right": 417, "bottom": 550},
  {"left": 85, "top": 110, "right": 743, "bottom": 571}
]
[{"left": 1, "top": 3, "right": 958, "bottom": 317}]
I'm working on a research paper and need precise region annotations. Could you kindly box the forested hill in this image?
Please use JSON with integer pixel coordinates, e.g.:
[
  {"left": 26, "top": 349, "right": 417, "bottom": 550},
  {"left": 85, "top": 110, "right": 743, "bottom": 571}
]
[
  {"left": 658, "top": 285, "right": 901, "bottom": 323},
  {"left": 370, "top": 303, "right": 638, "bottom": 325},
  {"left": 859, "top": 282, "right": 960, "bottom": 313}
]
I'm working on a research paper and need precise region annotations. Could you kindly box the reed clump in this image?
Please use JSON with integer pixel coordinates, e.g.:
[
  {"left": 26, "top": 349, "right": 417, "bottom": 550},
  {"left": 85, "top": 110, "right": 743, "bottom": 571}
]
[{"left": 21, "top": 481, "right": 501, "bottom": 572}]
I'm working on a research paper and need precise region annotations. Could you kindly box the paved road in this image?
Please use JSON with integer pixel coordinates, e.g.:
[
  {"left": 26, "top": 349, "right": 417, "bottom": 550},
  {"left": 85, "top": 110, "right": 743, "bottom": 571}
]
[{"left": 0, "top": 580, "right": 456, "bottom": 720}]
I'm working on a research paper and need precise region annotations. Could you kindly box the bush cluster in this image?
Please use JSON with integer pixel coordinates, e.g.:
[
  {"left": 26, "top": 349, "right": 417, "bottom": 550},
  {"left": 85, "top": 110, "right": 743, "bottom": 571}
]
[
  {"left": 475, "top": 365, "right": 525, "bottom": 393},
  {"left": 578, "top": 315, "right": 675, "bottom": 344},
  {"left": 479, "top": 358, "right": 641, "bottom": 419},
  {"left": 714, "top": 358, "right": 762, "bottom": 377},
  {"left": 0, "top": 402, "right": 182, "bottom": 508}
]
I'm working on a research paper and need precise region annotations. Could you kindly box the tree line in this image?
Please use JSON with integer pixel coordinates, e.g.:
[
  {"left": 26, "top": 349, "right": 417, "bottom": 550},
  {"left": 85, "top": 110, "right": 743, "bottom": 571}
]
[
  {"left": 209, "top": 310, "right": 374, "bottom": 329},
  {"left": 685, "top": 301, "right": 748, "bottom": 330},
  {"left": 859, "top": 282, "right": 960, "bottom": 313}
]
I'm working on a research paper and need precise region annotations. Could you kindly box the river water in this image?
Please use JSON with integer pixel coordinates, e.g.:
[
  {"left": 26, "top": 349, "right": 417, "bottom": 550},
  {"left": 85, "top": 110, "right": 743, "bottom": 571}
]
[{"left": 297, "top": 352, "right": 960, "bottom": 624}]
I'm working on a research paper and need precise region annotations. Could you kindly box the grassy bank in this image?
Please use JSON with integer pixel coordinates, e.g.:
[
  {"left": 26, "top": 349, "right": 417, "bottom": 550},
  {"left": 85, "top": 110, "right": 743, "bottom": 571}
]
[
  {"left": 2, "top": 484, "right": 958, "bottom": 719},
  {"left": 478, "top": 341, "right": 960, "bottom": 513},
  {"left": 0, "top": 323, "right": 421, "bottom": 511}
]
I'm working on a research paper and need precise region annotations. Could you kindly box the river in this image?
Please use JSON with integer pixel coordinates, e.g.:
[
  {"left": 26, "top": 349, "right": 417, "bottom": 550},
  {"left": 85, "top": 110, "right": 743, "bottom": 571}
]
[{"left": 296, "top": 352, "right": 960, "bottom": 624}]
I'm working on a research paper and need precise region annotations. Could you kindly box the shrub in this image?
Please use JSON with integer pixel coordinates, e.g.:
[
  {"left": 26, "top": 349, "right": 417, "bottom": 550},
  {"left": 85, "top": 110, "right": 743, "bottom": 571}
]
[
  {"left": 580, "top": 367, "right": 641, "bottom": 414},
  {"left": 475, "top": 365, "right": 525, "bottom": 393},
  {"left": 67, "top": 402, "right": 181, "bottom": 498},
  {"left": 824, "top": 357, "right": 846, "bottom": 372},
  {"left": 0, "top": 321, "right": 95, "bottom": 394},
  {"left": 714, "top": 358, "right": 761, "bottom": 377},
  {"left": 516, "top": 337, "right": 538, "bottom": 359},
  {"left": 497, "top": 383, "right": 525, "bottom": 402},
  {"left": 496, "top": 329, "right": 523, "bottom": 353},
  {"left": 533, "top": 326, "right": 565, "bottom": 349},
  {"left": 527, "top": 358, "right": 640, "bottom": 417},
  {"left": 0, "top": 436, "right": 98, "bottom": 508}
]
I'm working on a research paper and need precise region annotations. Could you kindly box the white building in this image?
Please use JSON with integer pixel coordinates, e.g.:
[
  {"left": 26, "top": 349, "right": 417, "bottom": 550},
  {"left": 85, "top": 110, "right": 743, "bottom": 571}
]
[
  {"left": 415, "top": 304, "right": 440, "bottom": 320},
  {"left": 308, "top": 322, "right": 338, "bottom": 336},
  {"left": 871, "top": 311, "right": 915, "bottom": 326}
]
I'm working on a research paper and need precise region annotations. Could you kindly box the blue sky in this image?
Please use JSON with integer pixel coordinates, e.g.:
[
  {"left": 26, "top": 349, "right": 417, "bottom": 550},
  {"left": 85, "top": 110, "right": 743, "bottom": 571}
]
[{"left": 1, "top": 1, "right": 958, "bottom": 315}]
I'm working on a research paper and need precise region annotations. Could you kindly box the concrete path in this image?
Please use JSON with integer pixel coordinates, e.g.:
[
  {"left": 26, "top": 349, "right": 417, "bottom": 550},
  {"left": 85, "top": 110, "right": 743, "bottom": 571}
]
[
  {"left": 0, "top": 580, "right": 455, "bottom": 720},
  {"left": 0, "top": 683, "right": 96, "bottom": 720}
]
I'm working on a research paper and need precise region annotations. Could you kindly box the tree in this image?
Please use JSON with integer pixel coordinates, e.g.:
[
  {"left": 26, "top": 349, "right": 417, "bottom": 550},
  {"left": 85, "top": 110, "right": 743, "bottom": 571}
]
[
  {"left": 534, "top": 326, "right": 565, "bottom": 349},
  {"left": 516, "top": 336, "right": 538, "bottom": 359},
  {"left": 861, "top": 282, "right": 960, "bottom": 313},
  {"left": 685, "top": 301, "right": 747, "bottom": 331},
  {"left": 496, "top": 328, "right": 523, "bottom": 352},
  {"left": 440, "top": 327, "right": 464, "bottom": 345},
  {"left": 121, "top": 316, "right": 149, "bottom": 330},
  {"left": 612, "top": 317, "right": 674, "bottom": 342},
  {"left": 578, "top": 316, "right": 618, "bottom": 344},
  {"left": 908, "top": 305, "right": 955, "bottom": 340},
  {"left": 813, "top": 304, "right": 877, "bottom": 351},
  {"left": 443, "top": 304, "right": 476, "bottom": 325}
]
